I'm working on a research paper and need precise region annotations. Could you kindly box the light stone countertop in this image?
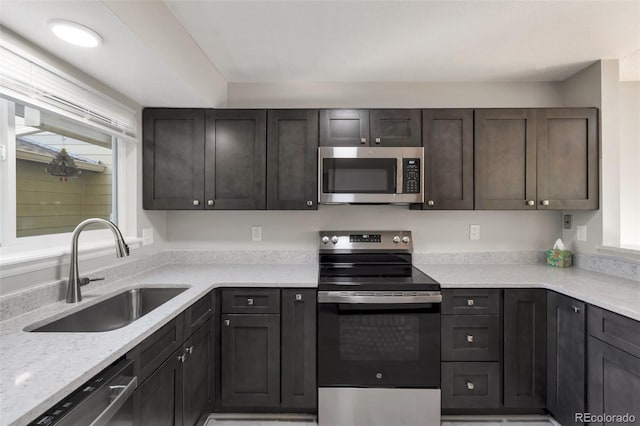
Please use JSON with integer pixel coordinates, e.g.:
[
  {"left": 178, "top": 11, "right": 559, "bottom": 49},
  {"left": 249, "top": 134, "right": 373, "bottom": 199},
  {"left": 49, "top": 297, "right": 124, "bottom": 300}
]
[
  {"left": 2, "top": 262, "right": 640, "bottom": 426},
  {"left": 416, "top": 263, "right": 640, "bottom": 321},
  {"left": 0, "top": 264, "right": 318, "bottom": 426}
]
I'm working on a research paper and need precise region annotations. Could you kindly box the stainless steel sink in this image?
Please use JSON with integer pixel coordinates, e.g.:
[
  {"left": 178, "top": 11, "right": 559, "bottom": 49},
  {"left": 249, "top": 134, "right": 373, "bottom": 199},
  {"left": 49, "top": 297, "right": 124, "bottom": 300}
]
[{"left": 26, "top": 286, "right": 189, "bottom": 332}]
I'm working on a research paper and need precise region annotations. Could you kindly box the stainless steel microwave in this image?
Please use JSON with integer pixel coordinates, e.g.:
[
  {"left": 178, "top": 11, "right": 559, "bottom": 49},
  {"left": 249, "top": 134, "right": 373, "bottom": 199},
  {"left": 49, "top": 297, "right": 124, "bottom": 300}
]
[{"left": 318, "top": 147, "right": 424, "bottom": 204}]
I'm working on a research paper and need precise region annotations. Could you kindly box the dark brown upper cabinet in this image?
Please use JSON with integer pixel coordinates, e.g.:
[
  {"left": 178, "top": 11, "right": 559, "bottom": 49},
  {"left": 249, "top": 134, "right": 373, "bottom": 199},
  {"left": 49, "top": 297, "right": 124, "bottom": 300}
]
[
  {"left": 370, "top": 109, "right": 421, "bottom": 147},
  {"left": 143, "top": 109, "right": 205, "bottom": 210},
  {"left": 319, "top": 109, "right": 369, "bottom": 146},
  {"left": 537, "top": 108, "right": 598, "bottom": 210},
  {"left": 267, "top": 110, "right": 318, "bottom": 210},
  {"left": 421, "top": 109, "right": 474, "bottom": 210},
  {"left": 475, "top": 109, "right": 538, "bottom": 210},
  {"left": 319, "top": 109, "right": 420, "bottom": 147},
  {"left": 205, "top": 110, "right": 266, "bottom": 210}
]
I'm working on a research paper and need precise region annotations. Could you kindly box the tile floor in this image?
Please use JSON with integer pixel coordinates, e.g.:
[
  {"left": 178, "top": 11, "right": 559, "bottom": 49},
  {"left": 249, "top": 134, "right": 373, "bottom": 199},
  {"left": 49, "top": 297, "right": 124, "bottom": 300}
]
[{"left": 205, "top": 416, "right": 558, "bottom": 426}]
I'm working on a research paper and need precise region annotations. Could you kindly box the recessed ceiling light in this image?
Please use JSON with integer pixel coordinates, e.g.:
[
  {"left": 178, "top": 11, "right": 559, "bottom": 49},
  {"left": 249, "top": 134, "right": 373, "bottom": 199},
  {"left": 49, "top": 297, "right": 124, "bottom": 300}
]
[{"left": 48, "top": 20, "right": 102, "bottom": 48}]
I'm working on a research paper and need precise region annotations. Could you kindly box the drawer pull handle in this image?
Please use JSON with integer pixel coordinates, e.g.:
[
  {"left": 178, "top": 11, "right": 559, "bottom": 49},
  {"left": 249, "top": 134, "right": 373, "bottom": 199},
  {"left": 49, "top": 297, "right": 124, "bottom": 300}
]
[
  {"left": 185, "top": 346, "right": 194, "bottom": 355},
  {"left": 224, "top": 320, "right": 230, "bottom": 326},
  {"left": 247, "top": 298, "right": 254, "bottom": 306},
  {"left": 571, "top": 306, "right": 580, "bottom": 313},
  {"left": 177, "top": 354, "right": 186, "bottom": 363},
  {"left": 296, "top": 293, "right": 303, "bottom": 301},
  {"left": 360, "top": 138, "right": 367, "bottom": 144},
  {"left": 467, "top": 299, "right": 475, "bottom": 306},
  {"left": 466, "top": 380, "right": 474, "bottom": 390},
  {"left": 466, "top": 334, "right": 474, "bottom": 343}
]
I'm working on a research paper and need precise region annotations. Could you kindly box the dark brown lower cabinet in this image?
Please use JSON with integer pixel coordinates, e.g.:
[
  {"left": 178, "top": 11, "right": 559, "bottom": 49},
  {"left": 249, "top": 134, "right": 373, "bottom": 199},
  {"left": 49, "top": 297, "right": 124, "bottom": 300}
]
[
  {"left": 442, "top": 362, "right": 502, "bottom": 409},
  {"left": 281, "top": 289, "right": 317, "bottom": 410},
  {"left": 183, "top": 320, "right": 212, "bottom": 426},
  {"left": 547, "top": 292, "right": 586, "bottom": 426},
  {"left": 588, "top": 337, "right": 640, "bottom": 426},
  {"left": 503, "top": 289, "right": 547, "bottom": 409},
  {"left": 134, "top": 348, "right": 183, "bottom": 426},
  {"left": 220, "top": 313, "right": 281, "bottom": 408}
]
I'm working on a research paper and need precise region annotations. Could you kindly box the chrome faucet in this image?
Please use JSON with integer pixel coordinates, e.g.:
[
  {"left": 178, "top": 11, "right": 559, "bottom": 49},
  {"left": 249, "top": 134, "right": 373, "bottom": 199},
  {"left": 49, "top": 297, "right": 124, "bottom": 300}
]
[{"left": 66, "top": 218, "right": 130, "bottom": 303}]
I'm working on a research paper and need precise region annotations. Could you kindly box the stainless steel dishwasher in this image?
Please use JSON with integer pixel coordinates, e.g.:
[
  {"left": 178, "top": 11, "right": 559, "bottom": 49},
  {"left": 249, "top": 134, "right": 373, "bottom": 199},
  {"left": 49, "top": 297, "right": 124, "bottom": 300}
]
[{"left": 28, "top": 357, "right": 137, "bottom": 426}]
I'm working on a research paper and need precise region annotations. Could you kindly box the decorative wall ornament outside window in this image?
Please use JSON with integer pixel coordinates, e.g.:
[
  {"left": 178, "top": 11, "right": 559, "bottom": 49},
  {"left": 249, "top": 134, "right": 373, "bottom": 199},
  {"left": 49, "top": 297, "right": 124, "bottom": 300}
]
[{"left": 45, "top": 137, "right": 81, "bottom": 181}]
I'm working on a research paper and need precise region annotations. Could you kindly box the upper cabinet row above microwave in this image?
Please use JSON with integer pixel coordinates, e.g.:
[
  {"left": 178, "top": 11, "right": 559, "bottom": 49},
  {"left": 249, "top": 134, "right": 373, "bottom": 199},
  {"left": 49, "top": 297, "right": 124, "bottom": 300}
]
[{"left": 142, "top": 108, "right": 598, "bottom": 211}]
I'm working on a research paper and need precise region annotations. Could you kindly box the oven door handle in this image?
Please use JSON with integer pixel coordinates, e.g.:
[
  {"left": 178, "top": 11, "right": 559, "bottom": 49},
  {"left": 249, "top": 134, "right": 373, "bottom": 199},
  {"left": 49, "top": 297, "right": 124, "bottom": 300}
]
[
  {"left": 318, "top": 292, "right": 442, "bottom": 304},
  {"left": 337, "top": 303, "right": 439, "bottom": 313}
]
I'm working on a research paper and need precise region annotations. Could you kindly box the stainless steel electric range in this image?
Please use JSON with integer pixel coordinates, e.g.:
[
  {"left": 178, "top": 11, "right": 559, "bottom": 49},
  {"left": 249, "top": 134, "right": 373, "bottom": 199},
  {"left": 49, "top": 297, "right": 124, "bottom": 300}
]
[{"left": 317, "top": 230, "right": 442, "bottom": 426}]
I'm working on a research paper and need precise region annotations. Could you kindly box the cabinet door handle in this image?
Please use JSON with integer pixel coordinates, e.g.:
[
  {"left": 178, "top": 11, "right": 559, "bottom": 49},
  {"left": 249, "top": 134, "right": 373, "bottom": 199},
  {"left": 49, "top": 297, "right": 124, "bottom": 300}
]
[
  {"left": 526, "top": 200, "right": 535, "bottom": 206},
  {"left": 466, "top": 334, "right": 474, "bottom": 343},
  {"left": 467, "top": 299, "right": 475, "bottom": 306},
  {"left": 541, "top": 200, "right": 550, "bottom": 206},
  {"left": 466, "top": 380, "right": 474, "bottom": 390},
  {"left": 177, "top": 354, "right": 186, "bottom": 363},
  {"left": 571, "top": 306, "right": 581, "bottom": 313},
  {"left": 224, "top": 320, "right": 230, "bottom": 326},
  {"left": 207, "top": 199, "right": 215, "bottom": 206},
  {"left": 295, "top": 293, "right": 303, "bottom": 301},
  {"left": 185, "top": 346, "right": 194, "bottom": 355},
  {"left": 427, "top": 200, "right": 435, "bottom": 206},
  {"left": 193, "top": 199, "right": 200, "bottom": 206},
  {"left": 360, "top": 138, "right": 367, "bottom": 144},
  {"left": 247, "top": 298, "right": 254, "bottom": 306},
  {"left": 375, "top": 137, "right": 381, "bottom": 144},
  {"left": 306, "top": 200, "right": 313, "bottom": 207}
]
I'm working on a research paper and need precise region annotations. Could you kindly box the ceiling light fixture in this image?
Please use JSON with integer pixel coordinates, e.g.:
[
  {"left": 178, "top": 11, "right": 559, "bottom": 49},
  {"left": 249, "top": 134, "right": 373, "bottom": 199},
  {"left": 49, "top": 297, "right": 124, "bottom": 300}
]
[{"left": 48, "top": 19, "right": 102, "bottom": 48}]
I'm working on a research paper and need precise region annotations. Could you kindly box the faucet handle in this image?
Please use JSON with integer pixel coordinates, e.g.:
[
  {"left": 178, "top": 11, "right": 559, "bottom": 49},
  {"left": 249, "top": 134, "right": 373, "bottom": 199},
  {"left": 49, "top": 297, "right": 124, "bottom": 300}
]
[{"left": 79, "top": 277, "right": 105, "bottom": 286}]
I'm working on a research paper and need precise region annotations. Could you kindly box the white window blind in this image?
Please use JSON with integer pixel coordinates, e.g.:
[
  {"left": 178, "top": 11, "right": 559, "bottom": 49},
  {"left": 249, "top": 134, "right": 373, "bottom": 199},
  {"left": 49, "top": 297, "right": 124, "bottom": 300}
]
[{"left": 0, "top": 44, "right": 137, "bottom": 140}]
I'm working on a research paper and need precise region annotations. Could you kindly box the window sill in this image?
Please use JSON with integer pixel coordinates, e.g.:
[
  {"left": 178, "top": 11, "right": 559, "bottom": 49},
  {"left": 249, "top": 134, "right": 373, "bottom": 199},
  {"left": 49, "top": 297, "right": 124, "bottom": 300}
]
[
  {"left": 596, "top": 245, "right": 640, "bottom": 261},
  {"left": 0, "top": 237, "right": 142, "bottom": 278}
]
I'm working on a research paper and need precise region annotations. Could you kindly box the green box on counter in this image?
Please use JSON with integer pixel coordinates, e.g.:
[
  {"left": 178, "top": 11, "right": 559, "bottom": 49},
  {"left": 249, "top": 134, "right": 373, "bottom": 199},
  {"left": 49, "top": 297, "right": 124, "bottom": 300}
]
[{"left": 546, "top": 249, "right": 572, "bottom": 268}]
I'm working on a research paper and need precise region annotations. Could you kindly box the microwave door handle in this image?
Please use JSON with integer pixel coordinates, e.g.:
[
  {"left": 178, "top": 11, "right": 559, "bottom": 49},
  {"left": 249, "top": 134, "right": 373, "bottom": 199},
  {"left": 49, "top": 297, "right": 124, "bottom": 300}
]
[{"left": 396, "top": 157, "right": 403, "bottom": 194}]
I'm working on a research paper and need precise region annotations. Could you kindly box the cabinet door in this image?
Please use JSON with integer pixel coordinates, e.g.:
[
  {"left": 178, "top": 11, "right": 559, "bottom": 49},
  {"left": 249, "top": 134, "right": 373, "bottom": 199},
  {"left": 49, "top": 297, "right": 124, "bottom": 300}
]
[
  {"left": 205, "top": 110, "right": 266, "bottom": 209},
  {"left": 370, "top": 109, "right": 421, "bottom": 147},
  {"left": 537, "top": 108, "right": 598, "bottom": 210},
  {"left": 221, "top": 314, "right": 280, "bottom": 408},
  {"left": 588, "top": 337, "right": 640, "bottom": 426},
  {"left": 422, "top": 109, "right": 473, "bottom": 209},
  {"left": 134, "top": 348, "right": 183, "bottom": 426},
  {"left": 143, "top": 108, "right": 205, "bottom": 210},
  {"left": 547, "top": 292, "right": 586, "bottom": 426},
  {"left": 475, "top": 109, "right": 537, "bottom": 209},
  {"left": 503, "top": 289, "right": 546, "bottom": 408},
  {"left": 183, "top": 320, "right": 211, "bottom": 426},
  {"left": 281, "top": 289, "right": 317, "bottom": 411},
  {"left": 319, "top": 109, "right": 369, "bottom": 146},
  {"left": 267, "top": 110, "right": 318, "bottom": 210}
]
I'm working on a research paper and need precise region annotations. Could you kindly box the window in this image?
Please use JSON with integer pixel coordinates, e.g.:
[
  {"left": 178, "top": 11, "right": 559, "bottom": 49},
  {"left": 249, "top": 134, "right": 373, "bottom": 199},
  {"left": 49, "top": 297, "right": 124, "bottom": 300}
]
[
  {"left": 1, "top": 99, "right": 118, "bottom": 244},
  {"left": 13, "top": 103, "right": 117, "bottom": 238}
]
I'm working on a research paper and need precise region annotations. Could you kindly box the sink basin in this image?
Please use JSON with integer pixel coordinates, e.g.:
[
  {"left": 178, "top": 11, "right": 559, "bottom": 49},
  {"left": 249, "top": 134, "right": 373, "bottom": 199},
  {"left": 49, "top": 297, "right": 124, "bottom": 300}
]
[{"left": 26, "top": 286, "right": 189, "bottom": 332}]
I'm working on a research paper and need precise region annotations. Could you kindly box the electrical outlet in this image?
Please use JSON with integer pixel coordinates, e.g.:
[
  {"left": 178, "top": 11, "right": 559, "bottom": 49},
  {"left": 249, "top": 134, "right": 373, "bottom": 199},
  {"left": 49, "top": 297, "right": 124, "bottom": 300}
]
[
  {"left": 563, "top": 214, "right": 572, "bottom": 230},
  {"left": 142, "top": 228, "right": 154, "bottom": 246},
  {"left": 469, "top": 225, "right": 481, "bottom": 240},
  {"left": 252, "top": 226, "right": 262, "bottom": 242},
  {"left": 576, "top": 225, "right": 587, "bottom": 242}
]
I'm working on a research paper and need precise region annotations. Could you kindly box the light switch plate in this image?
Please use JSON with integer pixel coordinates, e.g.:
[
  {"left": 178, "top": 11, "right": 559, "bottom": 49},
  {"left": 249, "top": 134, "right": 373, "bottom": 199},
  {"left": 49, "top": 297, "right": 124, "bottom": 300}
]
[
  {"left": 252, "top": 226, "right": 262, "bottom": 242},
  {"left": 469, "top": 225, "right": 480, "bottom": 240},
  {"left": 563, "top": 214, "right": 572, "bottom": 230},
  {"left": 142, "top": 228, "right": 154, "bottom": 246},
  {"left": 577, "top": 225, "right": 587, "bottom": 242}
]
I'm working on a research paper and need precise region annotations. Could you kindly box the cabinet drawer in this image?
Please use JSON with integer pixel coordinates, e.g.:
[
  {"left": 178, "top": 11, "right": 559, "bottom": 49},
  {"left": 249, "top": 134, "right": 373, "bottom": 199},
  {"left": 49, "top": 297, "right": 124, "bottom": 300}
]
[
  {"left": 128, "top": 314, "right": 185, "bottom": 384},
  {"left": 442, "top": 290, "right": 501, "bottom": 315},
  {"left": 184, "top": 290, "right": 214, "bottom": 337},
  {"left": 589, "top": 305, "right": 640, "bottom": 358},
  {"left": 442, "top": 362, "right": 501, "bottom": 409},
  {"left": 442, "top": 315, "right": 501, "bottom": 361},
  {"left": 221, "top": 289, "right": 280, "bottom": 314}
]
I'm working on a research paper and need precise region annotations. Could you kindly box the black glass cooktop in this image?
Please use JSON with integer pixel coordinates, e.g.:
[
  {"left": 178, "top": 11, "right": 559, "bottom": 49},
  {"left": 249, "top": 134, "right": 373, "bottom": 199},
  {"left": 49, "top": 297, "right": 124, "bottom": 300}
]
[{"left": 318, "top": 264, "right": 440, "bottom": 291}]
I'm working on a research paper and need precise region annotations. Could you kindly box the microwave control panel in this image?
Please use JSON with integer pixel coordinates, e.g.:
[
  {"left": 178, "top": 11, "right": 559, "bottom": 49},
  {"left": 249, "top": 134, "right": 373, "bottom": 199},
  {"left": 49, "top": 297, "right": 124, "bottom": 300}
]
[{"left": 403, "top": 158, "right": 421, "bottom": 193}]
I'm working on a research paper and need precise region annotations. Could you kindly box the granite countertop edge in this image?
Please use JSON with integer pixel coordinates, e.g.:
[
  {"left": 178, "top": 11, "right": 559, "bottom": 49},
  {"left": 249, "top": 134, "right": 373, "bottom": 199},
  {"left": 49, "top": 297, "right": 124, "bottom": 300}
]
[{"left": 2, "top": 262, "right": 640, "bottom": 426}]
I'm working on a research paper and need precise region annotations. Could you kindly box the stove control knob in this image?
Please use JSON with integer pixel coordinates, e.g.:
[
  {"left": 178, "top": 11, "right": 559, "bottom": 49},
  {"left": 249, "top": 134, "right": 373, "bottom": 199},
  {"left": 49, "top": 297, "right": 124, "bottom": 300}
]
[
  {"left": 331, "top": 236, "right": 339, "bottom": 244},
  {"left": 402, "top": 236, "right": 410, "bottom": 244},
  {"left": 392, "top": 236, "right": 400, "bottom": 244},
  {"left": 321, "top": 236, "right": 329, "bottom": 244}
]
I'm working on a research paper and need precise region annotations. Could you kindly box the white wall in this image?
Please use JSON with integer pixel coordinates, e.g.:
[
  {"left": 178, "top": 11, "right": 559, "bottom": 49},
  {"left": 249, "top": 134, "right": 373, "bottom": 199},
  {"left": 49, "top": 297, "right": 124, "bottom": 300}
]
[
  {"left": 163, "top": 81, "right": 565, "bottom": 253},
  {"left": 619, "top": 81, "right": 640, "bottom": 247}
]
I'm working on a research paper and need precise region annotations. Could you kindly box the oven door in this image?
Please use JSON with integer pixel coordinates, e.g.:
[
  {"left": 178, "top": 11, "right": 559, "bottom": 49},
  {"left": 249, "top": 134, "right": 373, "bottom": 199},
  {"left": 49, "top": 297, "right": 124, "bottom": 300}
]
[{"left": 318, "top": 292, "right": 441, "bottom": 388}]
